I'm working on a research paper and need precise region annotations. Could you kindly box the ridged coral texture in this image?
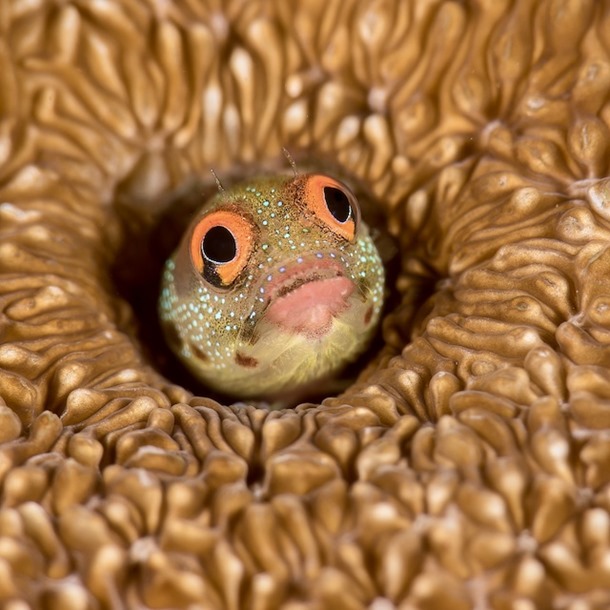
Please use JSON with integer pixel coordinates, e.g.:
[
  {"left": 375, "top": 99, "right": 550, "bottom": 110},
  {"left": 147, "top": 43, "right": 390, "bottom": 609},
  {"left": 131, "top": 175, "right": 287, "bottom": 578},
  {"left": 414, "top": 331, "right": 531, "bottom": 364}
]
[{"left": 1, "top": 0, "right": 610, "bottom": 608}]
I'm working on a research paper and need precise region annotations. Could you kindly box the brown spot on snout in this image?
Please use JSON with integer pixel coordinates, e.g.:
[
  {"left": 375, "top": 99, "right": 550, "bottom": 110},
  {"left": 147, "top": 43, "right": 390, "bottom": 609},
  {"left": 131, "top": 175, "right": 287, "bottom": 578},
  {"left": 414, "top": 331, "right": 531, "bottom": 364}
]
[
  {"left": 364, "top": 305, "right": 373, "bottom": 325},
  {"left": 188, "top": 342, "right": 209, "bottom": 362},
  {"left": 236, "top": 351, "right": 258, "bottom": 368}
]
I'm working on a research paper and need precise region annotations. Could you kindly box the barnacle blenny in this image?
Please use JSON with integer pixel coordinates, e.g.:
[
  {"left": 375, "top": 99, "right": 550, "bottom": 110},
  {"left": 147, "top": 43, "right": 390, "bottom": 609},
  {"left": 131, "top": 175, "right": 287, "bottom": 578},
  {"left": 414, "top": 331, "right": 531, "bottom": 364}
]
[{"left": 159, "top": 172, "right": 385, "bottom": 398}]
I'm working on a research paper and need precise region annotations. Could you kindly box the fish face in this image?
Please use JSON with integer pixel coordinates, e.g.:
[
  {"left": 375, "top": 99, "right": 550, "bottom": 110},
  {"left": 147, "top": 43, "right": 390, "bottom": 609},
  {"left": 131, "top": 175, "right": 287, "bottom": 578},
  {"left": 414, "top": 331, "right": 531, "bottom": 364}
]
[{"left": 159, "top": 172, "right": 385, "bottom": 398}]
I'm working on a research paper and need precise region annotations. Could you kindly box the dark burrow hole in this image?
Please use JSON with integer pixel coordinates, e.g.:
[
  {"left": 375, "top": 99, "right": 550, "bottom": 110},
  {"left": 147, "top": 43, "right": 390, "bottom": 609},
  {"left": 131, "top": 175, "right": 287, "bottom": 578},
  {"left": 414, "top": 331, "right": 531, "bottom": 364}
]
[{"left": 111, "top": 153, "right": 433, "bottom": 407}]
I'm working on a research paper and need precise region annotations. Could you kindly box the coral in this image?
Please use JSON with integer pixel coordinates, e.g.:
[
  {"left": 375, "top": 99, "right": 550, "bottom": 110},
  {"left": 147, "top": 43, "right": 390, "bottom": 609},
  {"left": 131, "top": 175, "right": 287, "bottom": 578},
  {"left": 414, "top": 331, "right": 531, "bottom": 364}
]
[{"left": 1, "top": 0, "right": 610, "bottom": 608}]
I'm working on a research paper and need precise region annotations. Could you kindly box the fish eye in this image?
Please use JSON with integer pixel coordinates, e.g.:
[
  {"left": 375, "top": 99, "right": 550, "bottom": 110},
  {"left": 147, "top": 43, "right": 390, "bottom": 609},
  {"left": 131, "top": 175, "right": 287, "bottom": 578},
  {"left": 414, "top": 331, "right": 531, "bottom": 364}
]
[
  {"left": 189, "top": 209, "right": 254, "bottom": 287},
  {"left": 302, "top": 175, "right": 359, "bottom": 242},
  {"left": 202, "top": 226, "right": 237, "bottom": 263},
  {"left": 323, "top": 186, "right": 352, "bottom": 223}
]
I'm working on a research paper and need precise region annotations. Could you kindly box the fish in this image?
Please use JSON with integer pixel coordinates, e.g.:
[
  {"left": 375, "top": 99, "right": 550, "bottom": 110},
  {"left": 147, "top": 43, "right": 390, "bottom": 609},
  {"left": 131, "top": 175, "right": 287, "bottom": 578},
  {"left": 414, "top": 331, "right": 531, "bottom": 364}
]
[{"left": 158, "top": 170, "right": 385, "bottom": 400}]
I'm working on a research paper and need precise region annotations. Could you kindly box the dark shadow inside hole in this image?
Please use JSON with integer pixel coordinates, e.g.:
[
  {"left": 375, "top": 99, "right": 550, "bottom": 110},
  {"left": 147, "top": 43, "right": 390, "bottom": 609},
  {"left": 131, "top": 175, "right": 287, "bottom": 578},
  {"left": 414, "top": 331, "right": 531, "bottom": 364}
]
[
  {"left": 111, "top": 175, "right": 224, "bottom": 400},
  {"left": 110, "top": 153, "right": 431, "bottom": 407},
  {"left": 245, "top": 460, "right": 265, "bottom": 488}
]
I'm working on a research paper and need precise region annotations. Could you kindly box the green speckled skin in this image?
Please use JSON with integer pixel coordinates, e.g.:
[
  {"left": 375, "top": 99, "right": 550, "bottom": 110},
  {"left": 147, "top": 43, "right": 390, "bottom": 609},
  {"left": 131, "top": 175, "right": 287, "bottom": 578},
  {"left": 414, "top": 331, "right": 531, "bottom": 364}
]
[{"left": 159, "top": 172, "right": 385, "bottom": 399}]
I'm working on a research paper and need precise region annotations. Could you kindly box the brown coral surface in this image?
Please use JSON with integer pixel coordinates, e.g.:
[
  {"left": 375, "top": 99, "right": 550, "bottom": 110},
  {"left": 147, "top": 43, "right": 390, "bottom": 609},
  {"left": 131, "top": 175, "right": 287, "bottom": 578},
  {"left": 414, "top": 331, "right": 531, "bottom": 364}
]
[{"left": 1, "top": 0, "right": 610, "bottom": 608}]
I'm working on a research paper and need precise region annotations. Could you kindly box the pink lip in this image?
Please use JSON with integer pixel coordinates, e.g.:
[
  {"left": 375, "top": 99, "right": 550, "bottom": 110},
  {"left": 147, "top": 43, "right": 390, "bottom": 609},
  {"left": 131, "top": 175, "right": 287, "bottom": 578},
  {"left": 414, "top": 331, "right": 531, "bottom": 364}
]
[
  {"left": 261, "top": 257, "right": 355, "bottom": 338},
  {"left": 265, "top": 276, "right": 355, "bottom": 337},
  {"left": 264, "top": 257, "right": 346, "bottom": 302}
]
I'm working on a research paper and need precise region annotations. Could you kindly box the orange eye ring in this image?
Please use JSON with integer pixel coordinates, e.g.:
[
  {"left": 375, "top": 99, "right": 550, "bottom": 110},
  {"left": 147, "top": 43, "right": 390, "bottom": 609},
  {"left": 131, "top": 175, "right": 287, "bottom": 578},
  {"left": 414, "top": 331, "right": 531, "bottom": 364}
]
[
  {"left": 302, "top": 175, "right": 359, "bottom": 242},
  {"left": 189, "top": 209, "right": 254, "bottom": 287}
]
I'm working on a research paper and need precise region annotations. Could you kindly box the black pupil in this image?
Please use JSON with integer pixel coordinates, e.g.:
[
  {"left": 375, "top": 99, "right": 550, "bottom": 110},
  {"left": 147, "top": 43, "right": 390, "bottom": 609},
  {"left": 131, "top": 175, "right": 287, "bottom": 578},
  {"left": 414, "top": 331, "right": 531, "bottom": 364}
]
[
  {"left": 324, "top": 186, "right": 352, "bottom": 223},
  {"left": 202, "top": 226, "right": 237, "bottom": 263}
]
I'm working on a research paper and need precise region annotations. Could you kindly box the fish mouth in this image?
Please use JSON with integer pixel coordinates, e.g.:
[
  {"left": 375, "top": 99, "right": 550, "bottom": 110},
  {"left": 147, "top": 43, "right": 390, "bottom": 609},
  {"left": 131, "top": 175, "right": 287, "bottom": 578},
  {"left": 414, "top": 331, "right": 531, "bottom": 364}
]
[
  {"left": 237, "top": 254, "right": 369, "bottom": 343},
  {"left": 255, "top": 255, "right": 358, "bottom": 338},
  {"left": 264, "top": 256, "right": 348, "bottom": 303}
]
